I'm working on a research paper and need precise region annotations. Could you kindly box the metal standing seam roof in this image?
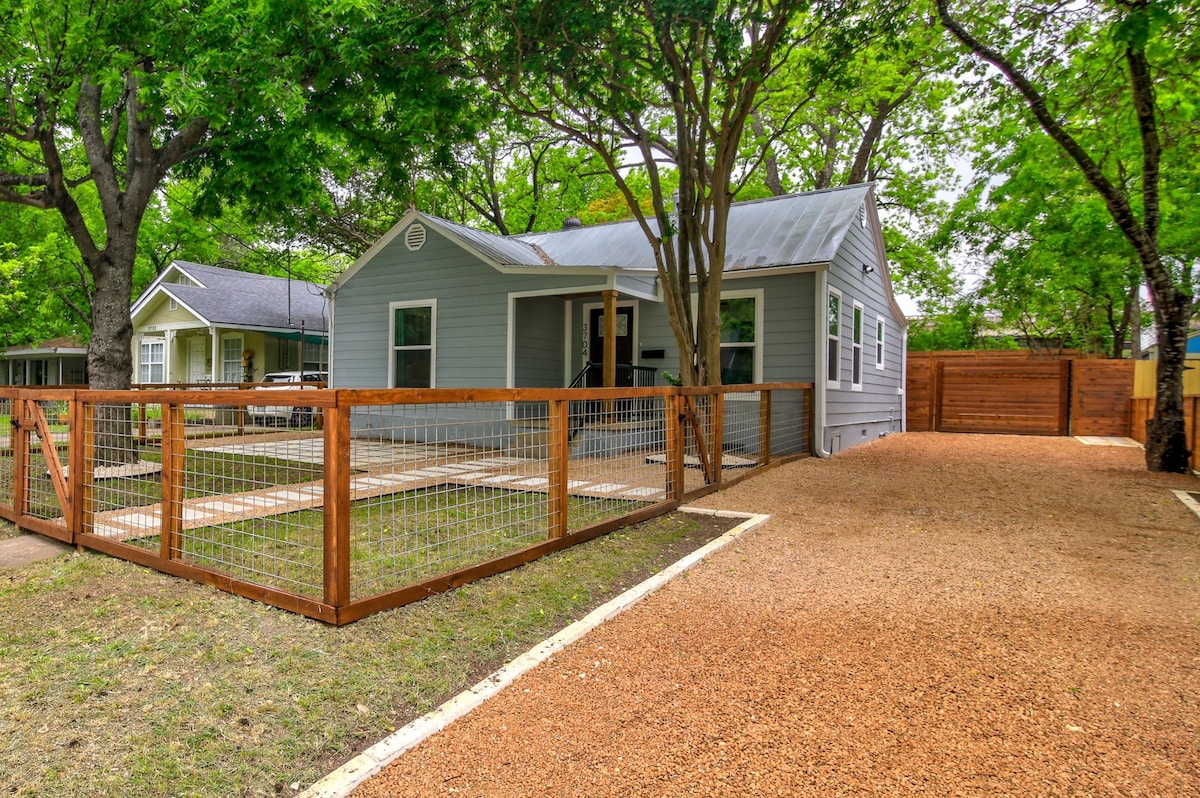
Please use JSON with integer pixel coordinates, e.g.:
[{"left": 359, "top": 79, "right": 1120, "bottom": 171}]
[
  {"left": 157, "top": 262, "right": 329, "bottom": 332},
  {"left": 426, "top": 217, "right": 561, "bottom": 269},
  {"left": 411, "top": 184, "right": 872, "bottom": 274},
  {"left": 511, "top": 183, "right": 874, "bottom": 272}
]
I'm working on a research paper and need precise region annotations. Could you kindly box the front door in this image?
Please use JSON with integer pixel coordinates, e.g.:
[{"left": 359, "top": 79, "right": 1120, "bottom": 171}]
[
  {"left": 587, "top": 306, "right": 634, "bottom": 387},
  {"left": 188, "top": 337, "right": 207, "bottom": 383}
]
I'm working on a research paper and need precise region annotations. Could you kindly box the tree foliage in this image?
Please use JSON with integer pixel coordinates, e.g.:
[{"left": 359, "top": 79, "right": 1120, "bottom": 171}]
[
  {"left": 457, "top": 0, "right": 869, "bottom": 385},
  {"left": 0, "top": 0, "right": 472, "bottom": 390},
  {"left": 936, "top": 0, "right": 1199, "bottom": 471}
]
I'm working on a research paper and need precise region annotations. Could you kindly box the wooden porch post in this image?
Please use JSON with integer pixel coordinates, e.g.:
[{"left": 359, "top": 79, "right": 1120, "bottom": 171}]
[{"left": 602, "top": 290, "right": 617, "bottom": 389}]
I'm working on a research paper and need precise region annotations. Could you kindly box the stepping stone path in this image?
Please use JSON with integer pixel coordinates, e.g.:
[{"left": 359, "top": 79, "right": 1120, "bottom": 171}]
[{"left": 88, "top": 440, "right": 669, "bottom": 543}]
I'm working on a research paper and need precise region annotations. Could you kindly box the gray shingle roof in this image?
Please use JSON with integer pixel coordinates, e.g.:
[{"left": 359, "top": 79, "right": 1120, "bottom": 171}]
[{"left": 163, "top": 262, "right": 328, "bottom": 332}]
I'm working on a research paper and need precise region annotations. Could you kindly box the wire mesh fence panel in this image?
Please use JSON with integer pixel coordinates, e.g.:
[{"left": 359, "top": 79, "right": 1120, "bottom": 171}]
[
  {"left": 721, "top": 389, "right": 766, "bottom": 473},
  {"left": 168, "top": 403, "right": 327, "bottom": 598},
  {"left": 680, "top": 393, "right": 720, "bottom": 497},
  {"left": 348, "top": 401, "right": 557, "bottom": 601},
  {"left": 767, "top": 388, "right": 810, "bottom": 459},
  {"left": 82, "top": 401, "right": 167, "bottom": 549},
  {"left": 565, "top": 395, "right": 667, "bottom": 531}
]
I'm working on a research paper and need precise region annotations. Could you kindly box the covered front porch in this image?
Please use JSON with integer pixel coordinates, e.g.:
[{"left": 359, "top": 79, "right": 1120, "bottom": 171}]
[{"left": 510, "top": 287, "right": 665, "bottom": 391}]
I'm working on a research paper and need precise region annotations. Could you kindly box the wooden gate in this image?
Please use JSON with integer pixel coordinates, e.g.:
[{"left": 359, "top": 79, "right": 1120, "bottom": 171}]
[
  {"left": 907, "top": 356, "right": 1136, "bottom": 437},
  {"left": 1071, "top": 360, "right": 1135, "bottom": 436},
  {"left": 936, "top": 360, "right": 1070, "bottom": 435},
  {"left": 1, "top": 393, "right": 74, "bottom": 542}
]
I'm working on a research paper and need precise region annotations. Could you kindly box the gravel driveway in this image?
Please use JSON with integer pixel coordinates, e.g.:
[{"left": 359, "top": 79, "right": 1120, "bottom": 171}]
[{"left": 353, "top": 433, "right": 1199, "bottom": 796}]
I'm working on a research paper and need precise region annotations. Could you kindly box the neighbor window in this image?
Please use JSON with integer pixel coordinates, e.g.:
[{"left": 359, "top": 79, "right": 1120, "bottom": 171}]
[
  {"left": 719, "top": 293, "right": 760, "bottom": 385},
  {"left": 851, "top": 301, "right": 863, "bottom": 391},
  {"left": 302, "top": 340, "right": 326, "bottom": 372},
  {"left": 875, "top": 316, "right": 886, "bottom": 370},
  {"left": 826, "top": 289, "right": 841, "bottom": 388},
  {"left": 222, "top": 336, "right": 243, "bottom": 383},
  {"left": 140, "top": 339, "right": 164, "bottom": 384},
  {"left": 390, "top": 301, "right": 435, "bottom": 388}
]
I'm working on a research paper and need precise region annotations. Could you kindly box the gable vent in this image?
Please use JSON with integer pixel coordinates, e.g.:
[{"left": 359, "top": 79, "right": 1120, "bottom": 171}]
[{"left": 405, "top": 223, "right": 427, "bottom": 251}]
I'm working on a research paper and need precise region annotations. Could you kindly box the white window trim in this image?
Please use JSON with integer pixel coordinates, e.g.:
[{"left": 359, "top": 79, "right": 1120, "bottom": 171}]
[
  {"left": 388, "top": 299, "right": 437, "bottom": 388},
  {"left": 715, "top": 288, "right": 763, "bottom": 394},
  {"left": 139, "top": 338, "right": 165, "bottom": 384},
  {"left": 875, "top": 315, "right": 886, "bottom": 371},
  {"left": 826, "top": 288, "right": 842, "bottom": 390},
  {"left": 221, "top": 333, "right": 244, "bottom": 383},
  {"left": 851, "top": 301, "right": 864, "bottom": 392}
]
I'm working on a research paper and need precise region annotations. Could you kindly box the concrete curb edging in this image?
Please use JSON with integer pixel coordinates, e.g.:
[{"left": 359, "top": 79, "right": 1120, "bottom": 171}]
[
  {"left": 1173, "top": 490, "right": 1200, "bottom": 521},
  {"left": 298, "top": 507, "right": 770, "bottom": 798}
]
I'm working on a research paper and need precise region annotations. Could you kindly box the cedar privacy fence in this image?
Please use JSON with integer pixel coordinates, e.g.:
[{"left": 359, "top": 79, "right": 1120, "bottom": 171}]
[
  {"left": 908, "top": 352, "right": 1200, "bottom": 469},
  {"left": 0, "top": 383, "right": 812, "bottom": 624}
]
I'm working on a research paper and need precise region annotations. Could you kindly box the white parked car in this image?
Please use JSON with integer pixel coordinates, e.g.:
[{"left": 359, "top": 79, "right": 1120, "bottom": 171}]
[{"left": 248, "top": 371, "right": 328, "bottom": 426}]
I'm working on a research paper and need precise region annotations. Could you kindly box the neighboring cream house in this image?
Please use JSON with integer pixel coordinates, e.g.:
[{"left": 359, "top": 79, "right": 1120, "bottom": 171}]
[
  {"left": 131, "top": 261, "right": 329, "bottom": 385},
  {"left": 0, "top": 337, "right": 88, "bottom": 385}
]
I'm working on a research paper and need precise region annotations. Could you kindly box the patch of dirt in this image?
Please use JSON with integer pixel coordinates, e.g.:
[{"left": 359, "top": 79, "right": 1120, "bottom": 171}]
[{"left": 353, "top": 433, "right": 1200, "bottom": 797}]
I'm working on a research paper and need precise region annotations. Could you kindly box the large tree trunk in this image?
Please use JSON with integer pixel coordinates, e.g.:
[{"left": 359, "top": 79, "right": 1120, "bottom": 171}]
[
  {"left": 1146, "top": 295, "right": 1191, "bottom": 472},
  {"left": 935, "top": 0, "right": 1191, "bottom": 472},
  {"left": 87, "top": 247, "right": 138, "bottom": 465}
]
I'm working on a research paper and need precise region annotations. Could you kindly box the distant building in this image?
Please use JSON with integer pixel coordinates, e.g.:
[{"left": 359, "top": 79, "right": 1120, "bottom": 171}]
[{"left": 0, "top": 337, "right": 87, "bottom": 385}]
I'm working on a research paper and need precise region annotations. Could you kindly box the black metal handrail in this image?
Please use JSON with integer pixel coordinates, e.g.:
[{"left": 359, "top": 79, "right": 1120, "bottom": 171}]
[{"left": 567, "top": 361, "right": 657, "bottom": 389}]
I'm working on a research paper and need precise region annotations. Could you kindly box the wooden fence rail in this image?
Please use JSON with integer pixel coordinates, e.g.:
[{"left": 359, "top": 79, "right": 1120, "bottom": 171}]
[{"left": 0, "top": 383, "right": 812, "bottom": 625}]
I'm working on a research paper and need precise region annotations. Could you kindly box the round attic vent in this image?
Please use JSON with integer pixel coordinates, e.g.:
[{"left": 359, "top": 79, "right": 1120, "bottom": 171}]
[{"left": 405, "top": 223, "right": 427, "bottom": 251}]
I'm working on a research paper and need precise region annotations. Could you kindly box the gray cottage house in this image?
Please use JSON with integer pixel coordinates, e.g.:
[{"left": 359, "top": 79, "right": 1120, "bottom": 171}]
[
  {"left": 328, "top": 183, "right": 908, "bottom": 454},
  {"left": 131, "top": 261, "right": 329, "bottom": 384}
]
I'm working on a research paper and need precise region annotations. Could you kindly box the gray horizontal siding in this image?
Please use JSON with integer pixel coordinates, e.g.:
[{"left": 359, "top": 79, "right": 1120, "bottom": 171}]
[
  {"left": 333, "top": 224, "right": 599, "bottom": 389},
  {"left": 514, "top": 296, "right": 566, "bottom": 387},
  {"left": 823, "top": 216, "right": 905, "bottom": 451}
]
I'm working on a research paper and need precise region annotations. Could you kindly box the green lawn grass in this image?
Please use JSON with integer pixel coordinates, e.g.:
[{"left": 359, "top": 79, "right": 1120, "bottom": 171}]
[{"left": 0, "top": 510, "right": 731, "bottom": 797}]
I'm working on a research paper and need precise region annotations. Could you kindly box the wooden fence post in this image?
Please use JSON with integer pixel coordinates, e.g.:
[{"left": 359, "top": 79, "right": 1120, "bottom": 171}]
[
  {"left": 323, "top": 397, "right": 351, "bottom": 610},
  {"left": 758, "top": 389, "right": 772, "bottom": 466},
  {"left": 12, "top": 398, "right": 28, "bottom": 518},
  {"left": 665, "top": 393, "right": 684, "bottom": 502},
  {"left": 932, "top": 360, "right": 944, "bottom": 432},
  {"left": 159, "top": 402, "right": 185, "bottom": 561},
  {"left": 547, "top": 399, "right": 569, "bottom": 539},
  {"left": 75, "top": 395, "right": 95, "bottom": 538},
  {"left": 713, "top": 391, "right": 725, "bottom": 486},
  {"left": 1058, "top": 360, "right": 1072, "bottom": 436}
]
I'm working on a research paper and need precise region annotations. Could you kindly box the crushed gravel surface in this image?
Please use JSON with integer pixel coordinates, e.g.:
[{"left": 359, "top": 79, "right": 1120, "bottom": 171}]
[{"left": 352, "top": 433, "right": 1200, "bottom": 797}]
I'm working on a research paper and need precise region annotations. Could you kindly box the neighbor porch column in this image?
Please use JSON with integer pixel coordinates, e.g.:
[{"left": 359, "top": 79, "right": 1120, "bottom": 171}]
[
  {"left": 210, "top": 327, "right": 219, "bottom": 383},
  {"left": 603, "top": 289, "right": 617, "bottom": 388}
]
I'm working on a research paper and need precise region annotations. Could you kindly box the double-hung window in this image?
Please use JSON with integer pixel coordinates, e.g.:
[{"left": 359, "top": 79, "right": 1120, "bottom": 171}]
[
  {"left": 851, "top": 301, "right": 864, "bottom": 391},
  {"left": 875, "top": 316, "right": 886, "bottom": 370},
  {"left": 390, "top": 300, "right": 436, "bottom": 388},
  {"left": 826, "top": 289, "right": 841, "bottom": 388},
  {"left": 140, "top": 339, "right": 164, "bottom": 384},
  {"left": 222, "top": 336, "right": 243, "bottom": 383},
  {"left": 718, "top": 291, "right": 761, "bottom": 385}
]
